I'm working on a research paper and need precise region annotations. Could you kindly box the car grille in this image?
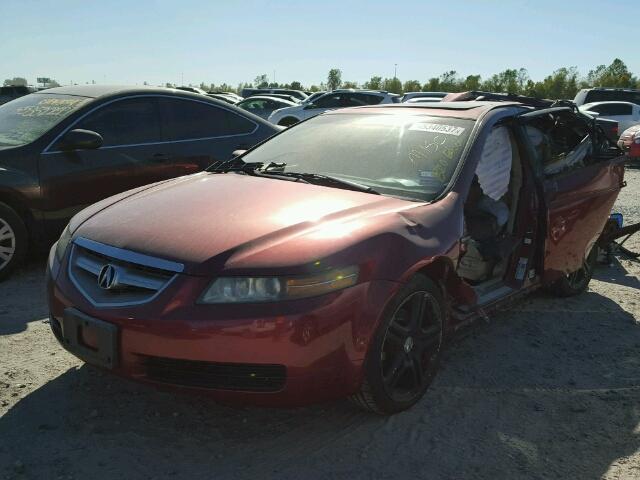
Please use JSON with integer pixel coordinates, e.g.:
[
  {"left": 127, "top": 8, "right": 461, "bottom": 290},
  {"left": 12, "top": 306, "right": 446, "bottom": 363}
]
[
  {"left": 68, "top": 237, "right": 179, "bottom": 307},
  {"left": 141, "top": 355, "right": 287, "bottom": 392}
]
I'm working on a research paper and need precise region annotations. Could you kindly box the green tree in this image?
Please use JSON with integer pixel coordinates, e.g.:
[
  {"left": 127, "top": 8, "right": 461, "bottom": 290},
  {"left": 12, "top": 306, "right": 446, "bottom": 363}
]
[
  {"left": 587, "top": 58, "right": 636, "bottom": 88},
  {"left": 383, "top": 77, "right": 402, "bottom": 94},
  {"left": 254, "top": 74, "right": 269, "bottom": 88},
  {"left": 289, "top": 81, "right": 303, "bottom": 90},
  {"left": 439, "top": 71, "right": 460, "bottom": 92},
  {"left": 342, "top": 80, "right": 358, "bottom": 88},
  {"left": 309, "top": 85, "right": 321, "bottom": 92},
  {"left": 462, "top": 75, "right": 481, "bottom": 91},
  {"left": 327, "top": 68, "right": 342, "bottom": 90},
  {"left": 403, "top": 80, "right": 421, "bottom": 92},
  {"left": 3, "top": 77, "right": 28, "bottom": 86},
  {"left": 364, "top": 76, "right": 383, "bottom": 89},
  {"left": 422, "top": 77, "right": 441, "bottom": 92}
]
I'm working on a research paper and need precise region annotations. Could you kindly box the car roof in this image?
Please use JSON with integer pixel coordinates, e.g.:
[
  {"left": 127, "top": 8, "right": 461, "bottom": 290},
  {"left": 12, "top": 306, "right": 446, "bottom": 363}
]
[
  {"left": 326, "top": 101, "right": 521, "bottom": 119},
  {"left": 583, "top": 87, "right": 640, "bottom": 92},
  {"left": 240, "top": 95, "right": 296, "bottom": 104},
  {"left": 581, "top": 101, "right": 638, "bottom": 107},
  {"left": 33, "top": 84, "right": 201, "bottom": 99}
]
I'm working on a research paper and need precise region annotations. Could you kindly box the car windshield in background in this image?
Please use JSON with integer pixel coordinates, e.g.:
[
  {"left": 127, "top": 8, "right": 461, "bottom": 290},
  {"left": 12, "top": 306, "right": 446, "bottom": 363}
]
[
  {"left": 0, "top": 94, "right": 90, "bottom": 147},
  {"left": 239, "top": 113, "right": 475, "bottom": 201}
]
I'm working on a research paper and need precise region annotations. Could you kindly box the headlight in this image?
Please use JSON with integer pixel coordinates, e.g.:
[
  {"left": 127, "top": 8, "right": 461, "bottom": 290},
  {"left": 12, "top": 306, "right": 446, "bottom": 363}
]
[
  {"left": 199, "top": 265, "right": 359, "bottom": 304},
  {"left": 55, "top": 225, "right": 72, "bottom": 261}
]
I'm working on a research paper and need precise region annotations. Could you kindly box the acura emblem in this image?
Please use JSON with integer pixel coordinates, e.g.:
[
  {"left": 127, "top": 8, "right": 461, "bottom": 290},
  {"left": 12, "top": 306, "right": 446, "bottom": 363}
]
[{"left": 97, "top": 264, "right": 118, "bottom": 290}]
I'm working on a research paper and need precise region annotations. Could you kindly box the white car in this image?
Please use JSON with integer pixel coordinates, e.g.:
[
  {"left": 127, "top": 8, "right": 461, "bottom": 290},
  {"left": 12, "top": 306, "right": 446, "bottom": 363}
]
[
  {"left": 404, "top": 97, "right": 443, "bottom": 104},
  {"left": 579, "top": 101, "right": 640, "bottom": 134},
  {"left": 401, "top": 91, "right": 449, "bottom": 102},
  {"left": 267, "top": 89, "right": 400, "bottom": 126}
]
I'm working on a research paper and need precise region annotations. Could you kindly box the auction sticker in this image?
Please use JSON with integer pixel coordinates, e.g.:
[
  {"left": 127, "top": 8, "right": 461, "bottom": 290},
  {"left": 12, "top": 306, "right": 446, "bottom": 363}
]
[{"left": 409, "top": 123, "right": 466, "bottom": 136}]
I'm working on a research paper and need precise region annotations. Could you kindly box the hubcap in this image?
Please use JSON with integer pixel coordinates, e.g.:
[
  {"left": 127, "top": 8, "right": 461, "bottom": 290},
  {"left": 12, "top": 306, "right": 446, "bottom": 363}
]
[
  {"left": 0, "top": 218, "right": 16, "bottom": 271},
  {"left": 380, "top": 291, "right": 443, "bottom": 402}
]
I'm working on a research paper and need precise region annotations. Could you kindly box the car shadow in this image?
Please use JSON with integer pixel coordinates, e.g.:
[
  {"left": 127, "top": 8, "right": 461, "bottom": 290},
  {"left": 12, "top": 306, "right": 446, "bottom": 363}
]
[
  {"left": 0, "top": 255, "right": 49, "bottom": 335},
  {"left": 1, "top": 265, "right": 639, "bottom": 479},
  {"left": 594, "top": 255, "right": 640, "bottom": 289}
]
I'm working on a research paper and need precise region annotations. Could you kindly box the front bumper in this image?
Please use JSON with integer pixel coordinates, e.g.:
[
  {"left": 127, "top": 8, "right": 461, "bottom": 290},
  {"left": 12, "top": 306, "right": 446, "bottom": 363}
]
[{"left": 47, "top": 250, "right": 400, "bottom": 406}]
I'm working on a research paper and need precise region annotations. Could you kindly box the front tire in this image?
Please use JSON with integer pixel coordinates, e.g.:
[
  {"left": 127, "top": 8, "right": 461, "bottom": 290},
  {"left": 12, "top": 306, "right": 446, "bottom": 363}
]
[
  {"left": 0, "top": 202, "right": 28, "bottom": 281},
  {"left": 351, "top": 275, "right": 445, "bottom": 415},
  {"left": 550, "top": 247, "right": 597, "bottom": 297}
]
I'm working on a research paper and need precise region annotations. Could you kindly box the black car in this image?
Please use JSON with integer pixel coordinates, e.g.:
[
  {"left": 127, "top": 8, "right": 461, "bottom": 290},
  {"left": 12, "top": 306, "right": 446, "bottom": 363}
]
[
  {"left": 0, "top": 86, "right": 36, "bottom": 106},
  {"left": 574, "top": 88, "right": 640, "bottom": 106},
  {"left": 0, "top": 85, "right": 279, "bottom": 279}
]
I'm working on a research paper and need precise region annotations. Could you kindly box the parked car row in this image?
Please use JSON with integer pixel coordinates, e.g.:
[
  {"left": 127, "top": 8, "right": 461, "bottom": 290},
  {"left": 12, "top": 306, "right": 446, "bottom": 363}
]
[
  {"left": 267, "top": 89, "right": 401, "bottom": 126},
  {"left": 0, "top": 85, "right": 280, "bottom": 279},
  {"left": 40, "top": 91, "right": 627, "bottom": 413}
]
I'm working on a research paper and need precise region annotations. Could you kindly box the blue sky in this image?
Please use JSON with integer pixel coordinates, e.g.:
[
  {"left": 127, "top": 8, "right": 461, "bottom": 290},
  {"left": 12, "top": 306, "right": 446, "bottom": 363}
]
[{"left": 2, "top": 0, "right": 637, "bottom": 87}]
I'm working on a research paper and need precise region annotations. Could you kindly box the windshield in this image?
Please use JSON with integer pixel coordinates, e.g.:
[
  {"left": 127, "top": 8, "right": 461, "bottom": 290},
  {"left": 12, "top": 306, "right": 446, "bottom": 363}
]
[
  {"left": 239, "top": 113, "right": 475, "bottom": 201},
  {"left": 0, "top": 93, "right": 90, "bottom": 147}
]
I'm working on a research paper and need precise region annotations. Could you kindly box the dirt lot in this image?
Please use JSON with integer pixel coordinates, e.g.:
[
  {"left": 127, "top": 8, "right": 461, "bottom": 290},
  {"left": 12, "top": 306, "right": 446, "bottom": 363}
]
[{"left": 1, "top": 169, "right": 639, "bottom": 480}]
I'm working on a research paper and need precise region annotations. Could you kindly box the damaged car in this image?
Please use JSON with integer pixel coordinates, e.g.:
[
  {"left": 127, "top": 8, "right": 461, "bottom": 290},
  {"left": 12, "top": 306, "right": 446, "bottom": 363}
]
[{"left": 47, "top": 97, "right": 625, "bottom": 414}]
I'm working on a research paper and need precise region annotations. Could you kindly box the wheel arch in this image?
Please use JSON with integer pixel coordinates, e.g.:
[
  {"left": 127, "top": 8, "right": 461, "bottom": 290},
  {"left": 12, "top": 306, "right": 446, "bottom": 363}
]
[
  {"left": 410, "top": 256, "right": 477, "bottom": 307},
  {"left": 278, "top": 116, "right": 300, "bottom": 126},
  {"left": 0, "top": 189, "right": 35, "bottom": 238}
]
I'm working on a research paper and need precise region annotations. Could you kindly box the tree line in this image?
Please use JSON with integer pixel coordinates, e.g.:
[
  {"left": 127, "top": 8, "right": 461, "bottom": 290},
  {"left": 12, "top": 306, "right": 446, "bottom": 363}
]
[
  {"left": 5, "top": 58, "right": 638, "bottom": 100},
  {"left": 238, "top": 58, "right": 639, "bottom": 100}
]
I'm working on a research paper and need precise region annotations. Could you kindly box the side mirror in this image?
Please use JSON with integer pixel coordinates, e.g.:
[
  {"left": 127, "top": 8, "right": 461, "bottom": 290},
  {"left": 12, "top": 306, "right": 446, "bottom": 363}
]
[
  {"left": 303, "top": 103, "right": 316, "bottom": 110},
  {"left": 232, "top": 149, "right": 247, "bottom": 158},
  {"left": 59, "top": 129, "right": 103, "bottom": 151}
]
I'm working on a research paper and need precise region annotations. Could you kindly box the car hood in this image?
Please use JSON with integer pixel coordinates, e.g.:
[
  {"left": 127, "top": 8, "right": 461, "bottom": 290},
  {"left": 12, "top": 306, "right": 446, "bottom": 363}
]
[{"left": 73, "top": 172, "right": 417, "bottom": 275}]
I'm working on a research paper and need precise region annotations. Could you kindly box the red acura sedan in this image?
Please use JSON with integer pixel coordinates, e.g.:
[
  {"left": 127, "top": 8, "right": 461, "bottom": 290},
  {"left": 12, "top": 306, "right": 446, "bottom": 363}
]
[{"left": 47, "top": 98, "right": 625, "bottom": 414}]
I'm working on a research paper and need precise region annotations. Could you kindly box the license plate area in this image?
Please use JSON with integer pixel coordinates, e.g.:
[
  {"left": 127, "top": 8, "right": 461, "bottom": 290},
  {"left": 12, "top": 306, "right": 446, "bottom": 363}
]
[{"left": 62, "top": 308, "right": 118, "bottom": 369}]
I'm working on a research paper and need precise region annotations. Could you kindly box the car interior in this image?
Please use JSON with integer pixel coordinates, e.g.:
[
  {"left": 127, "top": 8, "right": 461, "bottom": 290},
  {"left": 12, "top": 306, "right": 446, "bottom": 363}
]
[{"left": 458, "top": 124, "right": 527, "bottom": 300}]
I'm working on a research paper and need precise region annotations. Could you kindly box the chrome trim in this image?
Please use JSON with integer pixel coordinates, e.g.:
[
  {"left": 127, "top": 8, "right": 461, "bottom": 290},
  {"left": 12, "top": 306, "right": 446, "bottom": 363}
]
[
  {"left": 42, "top": 94, "right": 259, "bottom": 154},
  {"left": 67, "top": 242, "right": 179, "bottom": 309},
  {"left": 73, "top": 237, "right": 184, "bottom": 273}
]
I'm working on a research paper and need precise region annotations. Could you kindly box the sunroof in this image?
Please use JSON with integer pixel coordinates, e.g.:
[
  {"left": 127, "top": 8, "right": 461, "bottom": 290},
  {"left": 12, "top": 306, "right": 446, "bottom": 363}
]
[{"left": 402, "top": 102, "right": 484, "bottom": 110}]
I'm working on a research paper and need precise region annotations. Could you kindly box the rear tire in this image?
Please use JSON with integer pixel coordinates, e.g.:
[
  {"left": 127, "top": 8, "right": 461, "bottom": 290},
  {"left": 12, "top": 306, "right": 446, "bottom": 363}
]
[
  {"left": 550, "top": 247, "right": 597, "bottom": 297},
  {"left": 350, "top": 274, "right": 445, "bottom": 415},
  {"left": 0, "top": 202, "right": 28, "bottom": 282}
]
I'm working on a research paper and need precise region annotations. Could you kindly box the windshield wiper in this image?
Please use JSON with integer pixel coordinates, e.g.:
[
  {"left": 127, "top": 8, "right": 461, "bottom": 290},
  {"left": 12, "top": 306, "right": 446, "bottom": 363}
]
[
  {"left": 260, "top": 171, "right": 380, "bottom": 195},
  {"left": 209, "top": 158, "right": 286, "bottom": 174},
  {"left": 209, "top": 160, "right": 379, "bottom": 195}
]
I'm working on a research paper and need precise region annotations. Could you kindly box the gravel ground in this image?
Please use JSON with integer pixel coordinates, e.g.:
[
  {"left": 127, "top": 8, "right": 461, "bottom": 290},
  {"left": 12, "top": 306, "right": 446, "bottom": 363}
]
[{"left": 1, "top": 169, "right": 639, "bottom": 480}]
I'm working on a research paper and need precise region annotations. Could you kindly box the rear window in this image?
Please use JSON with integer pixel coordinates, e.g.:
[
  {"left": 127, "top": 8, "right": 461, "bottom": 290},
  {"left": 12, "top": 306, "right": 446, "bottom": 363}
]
[
  {"left": 585, "top": 90, "right": 640, "bottom": 105},
  {"left": 589, "top": 103, "right": 633, "bottom": 116}
]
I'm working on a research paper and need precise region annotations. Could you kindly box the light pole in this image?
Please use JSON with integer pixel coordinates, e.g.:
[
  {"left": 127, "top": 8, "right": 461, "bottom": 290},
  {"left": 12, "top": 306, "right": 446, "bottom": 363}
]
[{"left": 394, "top": 63, "right": 397, "bottom": 79}]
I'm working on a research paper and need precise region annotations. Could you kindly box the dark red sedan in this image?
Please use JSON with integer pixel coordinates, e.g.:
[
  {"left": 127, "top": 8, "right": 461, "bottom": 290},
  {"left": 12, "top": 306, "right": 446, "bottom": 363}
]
[
  {"left": 618, "top": 124, "right": 640, "bottom": 161},
  {"left": 47, "top": 100, "right": 625, "bottom": 414}
]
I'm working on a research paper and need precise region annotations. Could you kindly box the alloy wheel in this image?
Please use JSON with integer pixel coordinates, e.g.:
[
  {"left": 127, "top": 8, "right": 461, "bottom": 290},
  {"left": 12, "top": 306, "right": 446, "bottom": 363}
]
[
  {"left": 380, "top": 291, "right": 443, "bottom": 402},
  {"left": 0, "top": 218, "right": 16, "bottom": 271}
]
